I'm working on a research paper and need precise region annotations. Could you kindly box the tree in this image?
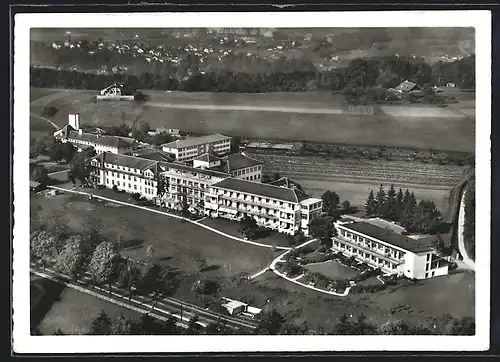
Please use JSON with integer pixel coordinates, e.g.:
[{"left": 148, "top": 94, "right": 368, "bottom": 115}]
[
  {"left": 111, "top": 313, "right": 139, "bottom": 335},
  {"left": 116, "top": 260, "right": 143, "bottom": 301},
  {"left": 88, "top": 310, "right": 112, "bottom": 335},
  {"left": 332, "top": 313, "right": 354, "bottom": 335},
  {"left": 60, "top": 142, "right": 76, "bottom": 162},
  {"left": 30, "top": 231, "right": 59, "bottom": 268},
  {"left": 239, "top": 215, "right": 258, "bottom": 240},
  {"left": 385, "top": 184, "right": 397, "bottom": 219},
  {"left": 375, "top": 184, "right": 387, "bottom": 217},
  {"left": 88, "top": 241, "right": 121, "bottom": 292},
  {"left": 256, "top": 310, "right": 286, "bottom": 335},
  {"left": 54, "top": 235, "right": 86, "bottom": 280},
  {"left": 146, "top": 245, "right": 156, "bottom": 258},
  {"left": 395, "top": 188, "right": 404, "bottom": 219},
  {"left": 30, "top": 164, "right": 49, "bottom": 185},
  {"left": 156, "top": 265, "right": 180, "bottom": 297},
  {"left": 364, "top": 189, "right": 377, "bottom": 216},
  {"left": 321, "top": 190, "right": 340, "bottom": 216},
  {"left": 377, "top": 320, "right": 410, "bottom": 335},
  {"left": 135, "top": 120, "right": 150, "bottom": 134},
  {"left": 69, "top": 146, "right": 96, "bottom": 185},
  {"left": 308, "top": 215, "right": 336, "bottom": 247},
  {"left": 196, "top": 257, "right": 208, "bottom": 272},
  {"left": 351, "top": 313, "right": 376, "bottom": 335},
  {"left": 342, "top": 200, "right": 351, "bottom": 210}
]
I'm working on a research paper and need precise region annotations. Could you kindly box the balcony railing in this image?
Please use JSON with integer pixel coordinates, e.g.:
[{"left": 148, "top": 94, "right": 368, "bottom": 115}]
[{"left": 332, "top": 236, "right": 402, "bottom": 265}]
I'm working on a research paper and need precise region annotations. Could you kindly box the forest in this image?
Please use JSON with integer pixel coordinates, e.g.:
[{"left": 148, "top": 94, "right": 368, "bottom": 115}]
[{"left": 30, "top": 54, "right": 475, "bottom": 95}]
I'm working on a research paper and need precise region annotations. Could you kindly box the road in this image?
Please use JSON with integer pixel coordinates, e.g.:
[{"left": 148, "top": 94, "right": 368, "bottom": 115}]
[
  {"left": 457, "top": 188, "right": 475, "bottom": 270},
  {"left": 147, "top": 101, "right": 345, "bottom": 115},
  {"left": 30, "top": 112, "right": 60, "bottom": 130},
  {"left": 31, "top": 264, "right": 258, "bottom": 332}
]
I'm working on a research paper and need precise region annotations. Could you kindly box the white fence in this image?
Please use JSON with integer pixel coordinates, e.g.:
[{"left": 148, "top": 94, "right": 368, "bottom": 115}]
[{"left": 96, "top": 95, "right": 135, "bottom": 101}]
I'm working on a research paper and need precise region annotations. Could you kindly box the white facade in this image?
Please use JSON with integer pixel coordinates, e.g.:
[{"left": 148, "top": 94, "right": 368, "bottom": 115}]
[
  {"left": 230, "top": 164, "right": 262, "bottom": 182},
  {"left": 68, "top": 113, "right": 80, "bottom": 130},
  {"left": 162, "top": 135, "right": 232, "bottom": 162},
  {"left": 332, "top": 220, "right": 448, "bottom": 279},
  {"left": 299, "top": 198, "right": 323, "bottom": 234}
]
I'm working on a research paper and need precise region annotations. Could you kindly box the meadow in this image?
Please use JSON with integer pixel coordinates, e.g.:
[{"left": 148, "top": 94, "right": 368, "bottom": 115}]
[{"left": 29, "top": 88, "right": 475, "bottom": 152}]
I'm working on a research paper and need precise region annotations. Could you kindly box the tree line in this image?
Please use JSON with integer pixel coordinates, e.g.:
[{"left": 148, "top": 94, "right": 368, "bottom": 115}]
[
  {"left": 462, "top": 175, "right": 475, "bottom": 260},
  {"left": 364, "top": 184, "right": 442, "bottom": 234},
  {"left": 30, "top": 54, "right": 475, "bottom": 94}
]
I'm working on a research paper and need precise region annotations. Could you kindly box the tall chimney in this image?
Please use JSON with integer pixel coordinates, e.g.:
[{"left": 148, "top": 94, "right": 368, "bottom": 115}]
[{"left": 78, "top": 129, "right": 82, "bottom": 135}]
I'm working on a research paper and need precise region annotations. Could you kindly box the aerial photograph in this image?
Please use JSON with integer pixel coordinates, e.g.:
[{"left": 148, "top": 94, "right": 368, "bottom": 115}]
[{"left": 28, "top": 27, "right": 476, "bottom": 337}]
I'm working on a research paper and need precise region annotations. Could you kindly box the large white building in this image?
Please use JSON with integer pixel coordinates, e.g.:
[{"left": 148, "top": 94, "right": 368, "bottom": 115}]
[
  {"left": 162, "top": 134, "right": 232, "bottom": 161},
  {"left": 91, "top": 152, "right": 322, "bottom": 235},
  {"left": 332, "top": 219, "right": 449, "bottom": 279},
  {"left": 204, "top": 178, "right": 322, "bottom": 235},
  {"left": 54, "top": 114, "right": 135, "bottom": 155}
]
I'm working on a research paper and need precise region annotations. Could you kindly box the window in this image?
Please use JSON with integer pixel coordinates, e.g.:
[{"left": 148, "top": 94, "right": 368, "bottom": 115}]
[
  {"left": 426, "top": 264, "right": 429, "bottom": 271},
  {"left": 117, "top": 181, "right": 120, "bottom": 186},
  {"left": 134, "top": 185, "right": 137, "bottom": 190},
  {"left": 427, "top": 254, "right": 430, "bottom": 262},
  {"left": 128, "top": 183, "right": 131, "bottom": 188},
  {"left": 431, "top": 271, "right": 435, "bottom": 277},
  {"left": 425, "top": 272, "right": 428, "bottom": 278}
]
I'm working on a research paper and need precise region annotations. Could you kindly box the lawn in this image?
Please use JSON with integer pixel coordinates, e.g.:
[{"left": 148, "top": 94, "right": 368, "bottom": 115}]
[
  {"left": 31, "top": 275, "right": 141, "bottom": 335},
  {"left": 304, "top": 260, "right": 360, "bottom": 280},
  {"left": 197, "top": 217, "right": 292, "bottom": 248},
  {"left": 30, "top": 192, "right": 277, "bottom": 280}
]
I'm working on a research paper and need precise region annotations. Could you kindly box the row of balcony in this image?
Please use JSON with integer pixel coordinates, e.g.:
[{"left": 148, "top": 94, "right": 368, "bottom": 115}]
[
  {"left": 338, "top": 234, "right": 404, "bottom": 261},
  {"left": 333, "top": 236, "right": 402, "bottom": 265},
  {"left": 209, "top": 193, "right": 297, "bottom": 213}
]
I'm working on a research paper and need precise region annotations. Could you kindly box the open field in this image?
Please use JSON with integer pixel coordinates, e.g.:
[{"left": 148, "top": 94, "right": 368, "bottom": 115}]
[
  {"left": 31, "top": 193, "right": 277, "bottom": 279},
  {"left": 31, "top": 275, "right": 141, "bottom": 335},
  {"left": 29, "top": 88, "right": 475, "bottom": 152},
  {"left": 225, "top": 269, "right": 474, "bottom": 330},
  {"left": 198, "top": 217, "right": 292, "bottom": 248}
]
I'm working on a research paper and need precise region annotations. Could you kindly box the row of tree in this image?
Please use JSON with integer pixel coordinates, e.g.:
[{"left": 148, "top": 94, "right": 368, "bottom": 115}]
[
  {"left": 364, "top": 184, "right": 442, "bottom": 234},
  {"left": 462, "top": 176, "right": 475, "bottom": 260},
  {"left": 30, "top": 55, "right": 475, "bottom": 94}
]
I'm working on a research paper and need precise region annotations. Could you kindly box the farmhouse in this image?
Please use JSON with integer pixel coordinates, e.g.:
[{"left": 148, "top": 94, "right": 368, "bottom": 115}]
[
  {"left": 90, "top": 152, "right": 322, "bottom": 235},
  {"left": 205, "top": 178, "right": 322, "bottom": 236},
  {"left": 54, "top": 114, "right": 135, "bottom": 155},
  {"left": 395, "top": 80, "right": 421, "bottom": 93},
  {"left": 97, "top": 83, "right": 135, "bottom": 101},
  {"left": 162, "top": 134, "right": 232, "bottom": 162},
  {"left": 244, "top": 141, "right": 303, "bottom": 155},
  {"left": 269, "top": 177, "right": 303, "bottom": 191},
  {"left": 332, "top": 219, "right": 449, "bottom": 279}
]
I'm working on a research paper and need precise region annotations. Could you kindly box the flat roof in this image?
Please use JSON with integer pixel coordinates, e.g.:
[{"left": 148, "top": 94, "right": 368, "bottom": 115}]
[
  {"left": 212, "top": 177, "right": 312, "bottom": 203},
  {"left": 162, "top": 134, "right": 231, "bottom": 150},
  {"left": 340, "top": 222, "right": 435, "bottom": 254}
]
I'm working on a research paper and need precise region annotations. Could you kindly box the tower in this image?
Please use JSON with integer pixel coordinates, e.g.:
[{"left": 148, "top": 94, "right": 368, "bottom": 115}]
[{"left": 68, "top": 113, "right": 80, "bottom": 130}]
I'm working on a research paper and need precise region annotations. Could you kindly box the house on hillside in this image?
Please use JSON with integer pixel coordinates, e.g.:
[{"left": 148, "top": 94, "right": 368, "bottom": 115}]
[
  {"left": 97, "top": 83, "right": 135, "bottom": 101},
  {"left": 395, "top": 80, "right": 421, "bottom": 93}
]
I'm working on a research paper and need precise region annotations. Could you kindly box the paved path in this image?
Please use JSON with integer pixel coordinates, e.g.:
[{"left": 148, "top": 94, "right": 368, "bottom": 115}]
[
  {"left": 47, "top": 185, "right": 291, "bottom": 251},
  {"left": 30, "top": 112, "right": 60, "bottom": 130},
  {"left": 147, "top": 101, "right": 345, "bottom": 115},
  {"left": 457, "top": 188, "right": 475, "bottom": 270},
  {"left": 267, "top": 239, "right": 352, "bottom": 297}
]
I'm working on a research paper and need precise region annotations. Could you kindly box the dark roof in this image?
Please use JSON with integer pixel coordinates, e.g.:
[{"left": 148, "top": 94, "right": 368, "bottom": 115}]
[
  {"left": 212, "top": 177, "right": 312, "bottom": 203},
  {"left": 341, "top": 222, "right": 435, "bottom": 253},
  {"left": 94, "top": 152, "right": 230, "bottom": 178},
  {"left": 194, "top": 152, "right": 222, "bottom": 163},
  {"left": 132, "top": 148, "right": 175, "bottom": 162},
  {"left": 223, "top": 153, "right": 262, "bottom": 172},
  {"left": 395, "top": 80, "right": 419, "bottom": 92},
  {"left": 67, "top": 131, "right": 134, "bottom": 149},
  {"left": 270, "top": 177, "right": 301, "bottom": 189}
]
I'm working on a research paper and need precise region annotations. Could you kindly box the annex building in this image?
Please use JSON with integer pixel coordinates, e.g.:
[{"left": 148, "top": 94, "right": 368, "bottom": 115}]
[
  {"left": 332, "top": 219, "right": 449, "bottom": 279},
  {"left": 161, "top": 134, "right": 232, "bottom": 161},
  {"left": 91, "top": 151, "right": 322, "bottom": 235}
]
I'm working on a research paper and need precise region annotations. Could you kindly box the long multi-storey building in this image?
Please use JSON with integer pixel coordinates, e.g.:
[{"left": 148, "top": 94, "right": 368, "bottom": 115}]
[
  {"left": 54, "top": 114, "right": 135, "bottom": 155},
  {"left": 91, "top": 152, "right": 228, "bottom": 209},
  {"left": 162, "top": 134, "right": 232, "bottom": 161},
  {"left": 192, "top": 152, "right": 263, "bottom": 182},
  {"left": 91, "top": 152, "right": 322, "bottom": 235},
  {"left": 332, "top": 219, "right": 449, "bottom": 279},
  {"left": 204, "top": 178, "right": 322, "bottom": 235}
]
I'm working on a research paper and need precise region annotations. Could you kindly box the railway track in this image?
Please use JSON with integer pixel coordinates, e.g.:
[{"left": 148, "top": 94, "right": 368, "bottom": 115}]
[{"left": 30, "top": 265, "right": 258, "bottom": 332}]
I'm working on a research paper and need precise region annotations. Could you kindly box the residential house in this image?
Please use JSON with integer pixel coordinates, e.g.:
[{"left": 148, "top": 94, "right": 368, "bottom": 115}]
[{"left": 162, "top": 134, "right": 232, "bottom": 162}]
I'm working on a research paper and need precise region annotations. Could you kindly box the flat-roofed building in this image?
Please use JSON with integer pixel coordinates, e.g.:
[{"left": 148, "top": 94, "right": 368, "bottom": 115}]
[
  {"left": 162, "top": 134, "right": 232, "bottom": 161},
  {"left": 332, "top": 219, "right": 449, "bottom": 279}
]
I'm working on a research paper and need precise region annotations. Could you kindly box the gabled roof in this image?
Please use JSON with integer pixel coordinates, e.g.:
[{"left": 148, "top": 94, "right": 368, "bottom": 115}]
[
  {"left": 194, "top": 152, "right": 222, "bottom": 163},
  {"left": 101, "top": 83, "right": 123, "bottom": 93},
  {"left": 223, "top": 153, "right": 262, "bottom": 172},
  {"left": 66, "top": 131, "right": 134, "bottom": 149},
  {"left": 340, "top": 221, "right": 435, "bottom": 254},
  {"left": 395, "top": 80, "right": 419, "bottom": 92},
  {"left": 162, "top": 134, "right": 231, "bottom": 150},
  {"left": 132, "top": 148, "right": 175, "bottom": 162},
  {"left": 212, "top": 177, "right": 313, "bottom": 203},
  {"left": 54, "top": 124, "right": 76, "bottom": 138},
  {"left": 270, "top": 177, "right": 301, "bottom": 190}
]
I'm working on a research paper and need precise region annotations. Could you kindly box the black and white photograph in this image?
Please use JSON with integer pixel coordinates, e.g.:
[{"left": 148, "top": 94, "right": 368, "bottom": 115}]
[{"left": 12, "top": 11, "right": 491, "bottom": 353}]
